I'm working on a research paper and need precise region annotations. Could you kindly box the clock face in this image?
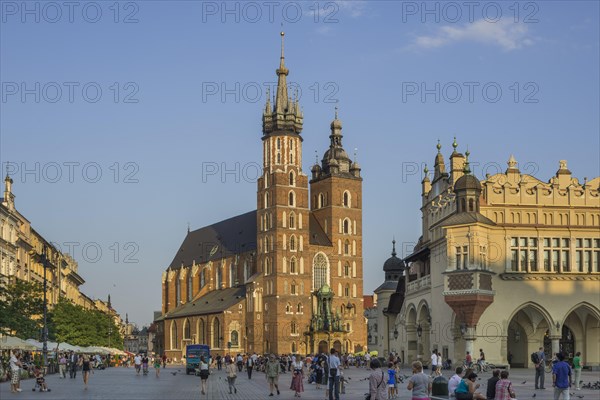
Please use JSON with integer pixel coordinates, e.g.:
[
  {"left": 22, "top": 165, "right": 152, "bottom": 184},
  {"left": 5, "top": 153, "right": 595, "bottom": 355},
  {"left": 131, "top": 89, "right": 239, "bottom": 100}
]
[{"left": 210, "top": 245, "right": 219, "bottom": 257}]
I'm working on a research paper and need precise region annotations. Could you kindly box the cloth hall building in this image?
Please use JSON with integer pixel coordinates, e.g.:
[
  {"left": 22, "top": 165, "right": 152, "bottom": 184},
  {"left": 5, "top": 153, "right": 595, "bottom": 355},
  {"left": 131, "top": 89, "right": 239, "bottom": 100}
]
[
  {"left": 375, "top": 141, "right": 600, "bottom": 368},
  {"left": 158, "top": 33, "right": 366, "bottom": 359}
]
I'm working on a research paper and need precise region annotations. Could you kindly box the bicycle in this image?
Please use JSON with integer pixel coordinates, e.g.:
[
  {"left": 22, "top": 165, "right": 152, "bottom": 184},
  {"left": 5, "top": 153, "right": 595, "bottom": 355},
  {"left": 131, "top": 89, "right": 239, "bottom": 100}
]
[{"left": 473, "top": 362, "right": 495, "bottom": 373}]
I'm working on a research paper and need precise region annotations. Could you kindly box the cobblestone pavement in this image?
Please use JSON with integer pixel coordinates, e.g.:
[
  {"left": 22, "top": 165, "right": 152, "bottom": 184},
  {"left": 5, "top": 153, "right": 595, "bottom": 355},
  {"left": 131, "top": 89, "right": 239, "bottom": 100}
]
[{"left": 1, "top": 365, "right": 598, "bottom": 400}]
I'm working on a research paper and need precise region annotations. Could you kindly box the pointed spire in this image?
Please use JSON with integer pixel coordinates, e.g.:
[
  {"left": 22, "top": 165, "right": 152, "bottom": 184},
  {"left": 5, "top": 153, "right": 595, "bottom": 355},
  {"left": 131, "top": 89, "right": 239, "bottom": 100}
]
[
  {"left": 391, "top": 239, "right": 397, "bottom": 257},
  {"left": 264, "top": 87, "right": 271, "bottom": 114},
  {"left": 433, "top": 140, "right": 447, "bottom": 181},
  {"left": 275, "top": 31, "right": 289, "bottom": 114},
  {"left": 126, "top": 313, "right": 129, "bottom": 325},
  {"left": 187, "top": 222, "right": 190, "bottom": 234},
  {"left": 452, "top": 137, "right": 458, "bottom": 154},
  {"left": 107, "top": 294, "right": 112, "bottom": 308}
]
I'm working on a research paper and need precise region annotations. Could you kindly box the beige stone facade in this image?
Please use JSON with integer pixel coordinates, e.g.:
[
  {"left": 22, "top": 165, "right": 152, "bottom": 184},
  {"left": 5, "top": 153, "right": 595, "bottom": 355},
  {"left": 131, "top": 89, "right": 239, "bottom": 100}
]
[
  {"left": 159, "top": 34, "right": 366, "bottom": 359},
  {"left": 1, "top": 175, "right": 123, "bottom": 329},
  {"left": 386, "top": 141, "right": 600, "bottom": 367}
]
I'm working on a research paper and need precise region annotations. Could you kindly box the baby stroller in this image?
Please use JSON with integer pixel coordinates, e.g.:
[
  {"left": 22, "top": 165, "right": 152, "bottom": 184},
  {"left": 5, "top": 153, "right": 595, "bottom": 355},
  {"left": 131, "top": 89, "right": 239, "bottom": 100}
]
[{"left": 32, "top": 367, "right": 51, "bottom": 392}]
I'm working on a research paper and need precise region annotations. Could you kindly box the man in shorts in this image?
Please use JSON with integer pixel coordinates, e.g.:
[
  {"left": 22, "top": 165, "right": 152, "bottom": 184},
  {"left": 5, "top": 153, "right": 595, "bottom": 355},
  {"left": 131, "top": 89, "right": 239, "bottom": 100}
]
[{"left": 266, "top": 354, "right": 280, "bottom": 396}]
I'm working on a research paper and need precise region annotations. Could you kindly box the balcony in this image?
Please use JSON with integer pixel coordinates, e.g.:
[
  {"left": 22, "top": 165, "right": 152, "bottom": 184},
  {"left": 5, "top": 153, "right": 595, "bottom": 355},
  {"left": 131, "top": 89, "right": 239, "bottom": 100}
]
[
  {"left": 407, "top": 275, "right": 431, "bottom": 293},
  {"left": 443, "top": 269, "right": 495, "bottom": 296}
]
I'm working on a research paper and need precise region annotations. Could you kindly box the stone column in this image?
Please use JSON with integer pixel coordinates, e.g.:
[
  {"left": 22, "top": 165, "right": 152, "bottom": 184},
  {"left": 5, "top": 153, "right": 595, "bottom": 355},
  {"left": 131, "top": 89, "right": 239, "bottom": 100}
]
[
  {"left": 550, "top": 335, "right": 561, "bottom": 356},
  {"left": 464, "top": 326, "right": 476, "bottom": 356}
]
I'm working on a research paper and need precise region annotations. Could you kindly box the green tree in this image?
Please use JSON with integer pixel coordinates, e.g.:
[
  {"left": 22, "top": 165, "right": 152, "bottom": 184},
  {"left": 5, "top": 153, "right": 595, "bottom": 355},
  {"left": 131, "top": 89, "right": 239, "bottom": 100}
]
[
  {"left": 0, "top": 279, "right": 44, "bottom": 339},
  {"left": 48, "top": 298, "right": 123, "bottom": 348}
]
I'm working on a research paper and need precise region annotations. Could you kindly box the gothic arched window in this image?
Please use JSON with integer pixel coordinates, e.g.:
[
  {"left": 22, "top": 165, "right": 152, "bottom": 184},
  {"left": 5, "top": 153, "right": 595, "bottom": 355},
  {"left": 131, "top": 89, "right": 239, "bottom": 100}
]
[
  {"left": 290, "top": 257, "right": 297, "bottom": 274},
  {"left": 313, "top": 252, "right": 330, "bottom": 290}
]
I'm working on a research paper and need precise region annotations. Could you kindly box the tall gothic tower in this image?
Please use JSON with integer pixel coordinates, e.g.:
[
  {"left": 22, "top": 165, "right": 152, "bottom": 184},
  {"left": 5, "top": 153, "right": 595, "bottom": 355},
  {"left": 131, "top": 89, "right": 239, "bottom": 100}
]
[
  {"left": 309, "top": 111, "right": 364, "bottom": 352},
  {"left": 256, "top": 32, "right": 311, "bottom": 354}
]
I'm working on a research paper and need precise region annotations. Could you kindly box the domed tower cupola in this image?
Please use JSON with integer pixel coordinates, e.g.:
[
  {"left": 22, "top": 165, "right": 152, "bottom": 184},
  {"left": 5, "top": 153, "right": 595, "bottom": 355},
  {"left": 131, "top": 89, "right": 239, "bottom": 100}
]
[
  {"left": 383, "top": 239, "right": 405, "bottom": 280},
  {"left": 321, "top": 107, "right": 352, "bottom": 174},
  {"left": 454, "top": 150, "right": 482, "bottom": 213}
]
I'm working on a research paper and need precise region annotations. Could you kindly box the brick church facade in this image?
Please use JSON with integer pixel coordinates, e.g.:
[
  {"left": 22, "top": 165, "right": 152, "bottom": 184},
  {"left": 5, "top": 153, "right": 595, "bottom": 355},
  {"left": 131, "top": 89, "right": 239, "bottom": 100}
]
[{"left": 158, "top": 33, "right": 366, "bottom": 359}]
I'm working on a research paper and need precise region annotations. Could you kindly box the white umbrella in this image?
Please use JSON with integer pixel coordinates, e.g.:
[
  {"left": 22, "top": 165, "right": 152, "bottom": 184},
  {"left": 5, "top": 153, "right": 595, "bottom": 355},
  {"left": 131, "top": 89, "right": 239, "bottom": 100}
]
[{"left": 0, "top": 336, "right": 38, "bottom": 351}]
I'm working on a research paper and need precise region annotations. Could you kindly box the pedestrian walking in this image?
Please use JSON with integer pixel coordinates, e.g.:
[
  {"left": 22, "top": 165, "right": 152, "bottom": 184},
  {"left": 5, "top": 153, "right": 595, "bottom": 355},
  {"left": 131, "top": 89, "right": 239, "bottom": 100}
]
[
  {"left": 266, "top": 354, "right": 281, "bottom": 396},
  {"left": 9, "top": 350, "right": 23, "bottom": 393},
  {"left": 69, "top": 351, "right": 79, "bottom": 379},
  {"left": 387, "top": 362, "right": 397, "bottom": 399},
  {"left": 552, "top": 352, "right": 572, "bottom": 400},
  {"left": 533, "top": 347, "right": 546, "bottom": 390},
  {"left": 134, "top": 353, "right": 142, "bottom": 375},
  {"left": 216, "top": 354, "right": 222, "bottom": 371},
  {"left": 59, "top": 353, "right": 67, "bottom": 379},
  {"left": 226, "top": 358, "right": 238, "bottom": 394},
  {"left": 431, "top": 350, "right": 439, "bottom": 376},
  {"left": 154, "top": 356, "right": 161, "bottom": 377},
  {"left": 199, "top": 356, "right": 210, "bottom": 395},
  {"left": 236, "top": 353, "right": 244, "bottom": 372},
  {"left": 246, "top": 354, "right": 254, "bottom": 379},
  {"left": 572, "top": 352, "right": 583, "bottom": 390},
  {"left": 368, "top": 358, "right": 387, "bottom": 400},
  {"left": 290, "top": 355, "right": 304, "bottom": 397},
  {"left": 408, "top": 361, "right": 432, "bottom": 400},
  {"left": 80, "top": 354, "right": 92, "bottom": 390}
]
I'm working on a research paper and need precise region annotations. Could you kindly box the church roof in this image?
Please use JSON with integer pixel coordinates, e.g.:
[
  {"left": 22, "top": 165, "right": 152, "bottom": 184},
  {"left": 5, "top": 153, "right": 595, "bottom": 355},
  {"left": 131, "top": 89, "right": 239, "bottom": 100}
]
[
  {"left": 374, "top": 281, "right": 398, "bottom": 293},
  {"left": 309, "top": 214, "right": 332, "bottom": 246},
  {"left": 168, "top": 211, "right": 257, "bottom": 269},
  {"left": 163, "top": 286, "right": 247, "bottom": 320}
]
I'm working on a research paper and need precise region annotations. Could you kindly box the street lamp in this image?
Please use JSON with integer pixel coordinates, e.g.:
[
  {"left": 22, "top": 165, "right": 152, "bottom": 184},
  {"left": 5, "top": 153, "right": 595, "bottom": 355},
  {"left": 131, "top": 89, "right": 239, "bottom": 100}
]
[
  {"left": 41, "top": 247, "right": 49, "bottom": 370},
  {"left": 416, "top": 324, "right": 422, "bottom": 338},
  {"left": 393, "top": 328, "right": 399, "bottom": 340}
]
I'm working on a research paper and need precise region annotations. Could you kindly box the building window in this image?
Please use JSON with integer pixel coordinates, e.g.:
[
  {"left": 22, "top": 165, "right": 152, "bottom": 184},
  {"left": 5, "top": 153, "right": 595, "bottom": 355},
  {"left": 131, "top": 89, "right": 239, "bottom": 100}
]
[
  {"left": 290, "top": 257, "right": 297, "bottom": 274},
  {"left": 343, "top": 191, "right": 350, "bottom": 207},
  {"left": 297, "top": 303, "right": 303, "bottom": 313},
  {"left": 175, "top": 276, "right": 181, "bottom": 305},
  {"left": 289, "top": 191, "right": 295, "bottom": 206},
  {"left": 200, "top": 269, "right": 206, "bottom": 289},
  {"left": 289, "top": 171, "right": 295, "bottom": 186},
  {"left": 344, "top": 240, "right": 350, "bottom": 255},
  {"left": 230, "top": 263, "right": 237, "bottom": 287},
  {"left": 456, "top": 246, "right": 468, "bottom": 269},
  {"left": 212, "top": 318, "right": 221, "bottom": 348},
  {"left": 231, "top": 330, "right": 239, "bottom": 346},
  {"left": 318, "top": 193, "right": 324, "bottom": 208},
  {"left": 313, "top": 252, "right": 329, "bottom": 291},
  {"left": 217, "top": 267, "right": 223, "bottom": 289},
  {"left": 170, "top": 321, "right": 178, "bottom": 350},
  {"left": 264, "top": 192, "right": 269, "bottom": 208},
  {"left": 575, "top": 238, "right": 599, "bottom": 273},
  {"left": 286, "top": 302, "right": 292, "bottom": 313},
  {"left": 343, "top": 219, "right": 350, "bottom": 234},
  {"left": 290, "top": 235, "right": 296, "bottom": 252},
  {"left": 344, "top": 263, "right": 350, "bottom": 277},
  {"left": 291, "top": 322, "right": 299, "bottom": 335},
  {"left": 184, "top": 319, "right": 191, "bottom": 340},
  {"left": 344, "top": 284, "right": 350, "bottom": 297},
  {"left": 187, "top": 273, "right": 192, "bottom": 302},
  {"left": 291, "top": 282, "right": 297, "bottom": 295},
  {"left": 479, "top": 246, "right": 487, "bottom": 269},
  {"left": 289, "top": 212, "right": 296, "bottom": 229},
  {"left": 541, "top": 238, "right": 570, "bottom": 273}
]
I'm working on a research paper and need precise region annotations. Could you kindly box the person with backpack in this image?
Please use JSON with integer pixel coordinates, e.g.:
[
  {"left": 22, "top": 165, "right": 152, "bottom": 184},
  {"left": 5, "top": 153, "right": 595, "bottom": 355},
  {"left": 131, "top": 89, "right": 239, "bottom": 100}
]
[{"left": 532, "top": 347, "right": 546, "bottom": 390}]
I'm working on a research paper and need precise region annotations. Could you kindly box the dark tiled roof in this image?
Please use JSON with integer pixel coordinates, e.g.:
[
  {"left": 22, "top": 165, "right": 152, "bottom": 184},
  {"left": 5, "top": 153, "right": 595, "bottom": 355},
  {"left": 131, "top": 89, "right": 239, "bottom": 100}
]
[
  {"left": 374, "top": 281, "right": 398, "bottom": 293},
  {"left": 386, "top": 277, "right": 406, "bottom": 314},
  {"left": 439, "top": 212, "right": 496, "bottom": 228},
  {"left": 309, "top": 214, "right": 332, "bottom": 246},
  {"left": 168, "top": 211, "right": 257, "bottom": 269},
  {"left": 163, "top": 286, "right": 247, "bottom": 319}
]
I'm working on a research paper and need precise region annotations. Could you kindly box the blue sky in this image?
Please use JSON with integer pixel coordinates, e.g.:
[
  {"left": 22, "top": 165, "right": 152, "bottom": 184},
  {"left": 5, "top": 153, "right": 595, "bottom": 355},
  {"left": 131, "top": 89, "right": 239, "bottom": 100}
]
[{"left": 1, "top": 1, "right": 598, "bottom": 326}]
